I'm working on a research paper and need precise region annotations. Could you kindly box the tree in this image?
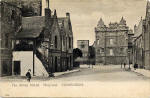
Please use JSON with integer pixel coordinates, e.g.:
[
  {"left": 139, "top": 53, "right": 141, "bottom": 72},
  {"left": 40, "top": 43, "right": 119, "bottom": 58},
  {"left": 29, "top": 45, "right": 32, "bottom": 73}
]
[
  {"left": 73, "top": 48, "right": 83, "bottom": 67},
  {"left": 73, "top": 48, "right": 83, "bottom": 60}
]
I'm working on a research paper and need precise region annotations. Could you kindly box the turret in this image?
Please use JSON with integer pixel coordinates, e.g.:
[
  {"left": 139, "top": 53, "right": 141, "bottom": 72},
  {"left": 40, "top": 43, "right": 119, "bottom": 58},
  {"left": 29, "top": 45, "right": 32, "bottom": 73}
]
[
  {"left": 134, "top": 24, "right": 137, "bottom": 33},
  {"left": 120, "top": 17, "right": 126, "bottom": 26},
  {"left": 97, "top": 18, "right": 105, "bottom": 27},
  {"left": 146, "top": 0, "right": 150, "bottom": 18},
  {"left": 54, "top": 9, "right": 57, "bottom": 19}
]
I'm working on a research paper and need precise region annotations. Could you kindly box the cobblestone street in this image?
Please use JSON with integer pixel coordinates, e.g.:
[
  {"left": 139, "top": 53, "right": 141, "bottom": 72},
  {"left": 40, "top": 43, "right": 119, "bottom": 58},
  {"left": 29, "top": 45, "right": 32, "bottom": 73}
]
[
  {"left": 1, "top": 65, "right": 150, "bottom": 97},
  {"left": 54, "top": 65, "right": 150, "bottom": 82}
]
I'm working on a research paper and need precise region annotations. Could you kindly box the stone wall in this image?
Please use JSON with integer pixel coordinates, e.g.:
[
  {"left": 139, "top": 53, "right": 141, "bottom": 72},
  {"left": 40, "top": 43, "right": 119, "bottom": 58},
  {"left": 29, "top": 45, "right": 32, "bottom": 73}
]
[
  {"left": 133, "top": 35, "right": 144, "bottom": 67},
  {"left": 143, "top": 1, "right": 150, "bottom": 69},
  {"left": 144, "top": 18, "right": 150, "bottom": 69}
]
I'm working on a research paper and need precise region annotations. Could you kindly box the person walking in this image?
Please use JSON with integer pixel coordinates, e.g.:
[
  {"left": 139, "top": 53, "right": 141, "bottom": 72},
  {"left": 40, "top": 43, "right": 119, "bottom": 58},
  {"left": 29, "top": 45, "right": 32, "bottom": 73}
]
[
  {"left": 124, "top": 63, "right": 126, "bottom": 69},
  {"left": 26, "top": 69, "right": 31, "bottom": 82},
  {"left": 134, "top": 63, "right": 138, "bottom": 70}
]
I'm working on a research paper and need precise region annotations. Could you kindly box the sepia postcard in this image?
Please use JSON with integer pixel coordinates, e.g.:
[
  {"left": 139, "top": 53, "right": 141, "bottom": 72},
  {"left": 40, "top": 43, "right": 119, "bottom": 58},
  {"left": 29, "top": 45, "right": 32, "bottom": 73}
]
[{"left": 0, "top": 0, "right": 150, "bottom": 97}]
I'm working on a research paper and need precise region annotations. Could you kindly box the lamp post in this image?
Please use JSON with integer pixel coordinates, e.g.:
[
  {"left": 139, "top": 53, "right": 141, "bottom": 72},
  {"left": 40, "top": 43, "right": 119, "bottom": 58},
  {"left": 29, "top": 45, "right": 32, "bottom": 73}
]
[
  {"left": 48, "top": 43, "right": 54, "bottom": 77},
  {"left": 48, "top": 32, "right": 54, "bottom": 77},
  {"left": 128, "top": 42, "right": 132, "bottom": 70},
  {"left": 128, "top": 49, "right": 131, "bottom": 70}
]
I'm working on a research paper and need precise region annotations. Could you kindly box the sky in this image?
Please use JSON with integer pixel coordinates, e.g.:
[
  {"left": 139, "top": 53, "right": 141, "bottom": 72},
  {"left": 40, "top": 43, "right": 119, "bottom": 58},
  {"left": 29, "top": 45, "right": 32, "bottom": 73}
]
[{"left": 42, "top": 0, "right": 147, "bottom": 48}]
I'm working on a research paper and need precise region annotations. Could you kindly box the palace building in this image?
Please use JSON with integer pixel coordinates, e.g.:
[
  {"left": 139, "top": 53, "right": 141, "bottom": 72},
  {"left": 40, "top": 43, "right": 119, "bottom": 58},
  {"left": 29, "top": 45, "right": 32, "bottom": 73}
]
[{"left": 95, "top": 17, "right": 132, "bottom": 65}]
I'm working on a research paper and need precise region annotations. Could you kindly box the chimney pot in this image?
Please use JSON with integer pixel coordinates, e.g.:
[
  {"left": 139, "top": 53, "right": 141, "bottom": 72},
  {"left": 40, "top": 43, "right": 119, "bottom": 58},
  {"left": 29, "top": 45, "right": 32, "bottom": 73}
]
[{"left": 66, "top": 12, "right": 70, "bottom": 17}]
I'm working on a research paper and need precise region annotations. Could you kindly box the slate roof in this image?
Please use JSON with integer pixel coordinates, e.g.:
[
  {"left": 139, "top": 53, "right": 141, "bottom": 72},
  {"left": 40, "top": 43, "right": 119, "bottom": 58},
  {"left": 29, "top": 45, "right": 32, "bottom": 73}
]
[
  {"left": 58, "top": 18, "right": 66, "bottom": 35},
  {"left": 16, "top": 16, "right": 45, "bottom": 39},
  {"left": 133, "top": 19, "right": 143, "bottom": 38},
  {"left": 58, "top": 17, "right": 72, "bottom": 36}
]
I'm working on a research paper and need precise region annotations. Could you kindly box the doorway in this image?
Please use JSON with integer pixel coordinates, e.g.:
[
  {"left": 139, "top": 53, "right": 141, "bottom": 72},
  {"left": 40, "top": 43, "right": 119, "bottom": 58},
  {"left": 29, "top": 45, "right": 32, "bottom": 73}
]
[
  {"left": 14, "top": 61, "right": 21, "bottom": 75},
  {"left": 55, "top": 57, "right": 58, "bottom": 72}
]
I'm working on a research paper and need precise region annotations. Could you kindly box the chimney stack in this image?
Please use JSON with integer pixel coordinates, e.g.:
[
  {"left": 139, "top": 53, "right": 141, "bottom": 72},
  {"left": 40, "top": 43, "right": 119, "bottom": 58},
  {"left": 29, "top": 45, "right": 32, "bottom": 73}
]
[
  {"left": 45, "top": 0, "right": 51, "bottom": 18},
  {"left": 66, "top": 12, "right": 70, "bottom": 18},
  {"left": 45, "top": 8, "right": 51, "bottom": 28},
  {"left": 134, "top": 24, "right": 137, "bottom": 33},
  {"left": 46, "top": 0, "right": 50, "bottom": 8}
]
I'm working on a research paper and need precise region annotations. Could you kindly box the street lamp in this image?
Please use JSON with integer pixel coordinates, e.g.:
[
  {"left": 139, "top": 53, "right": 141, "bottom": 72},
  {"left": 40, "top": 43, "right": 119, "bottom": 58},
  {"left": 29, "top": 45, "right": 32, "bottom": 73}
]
[
  {"left": 128, "top": 49, "right": 131, "bottom": 70},
  {"left": 48, "top": 43, "right": 54, "bottom": 77}
]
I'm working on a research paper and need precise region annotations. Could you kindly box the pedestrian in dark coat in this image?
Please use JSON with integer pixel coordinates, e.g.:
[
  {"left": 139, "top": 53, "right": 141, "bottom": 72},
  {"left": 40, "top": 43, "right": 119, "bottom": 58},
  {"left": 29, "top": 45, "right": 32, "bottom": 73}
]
[
  {"left": 26, "top": 69, "right": 31, "bottom": 82},
  {"left": 134, "top": 63, "right": 138, "bottom": 70},
  {"left": 124, "top": 63, "right": 126, "bottom": 69}
]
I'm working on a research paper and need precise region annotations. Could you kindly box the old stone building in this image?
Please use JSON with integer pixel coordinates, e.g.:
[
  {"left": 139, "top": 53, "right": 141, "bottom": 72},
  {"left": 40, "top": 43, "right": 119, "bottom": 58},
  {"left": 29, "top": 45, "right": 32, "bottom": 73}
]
[
  {"left": 95, "top": 17, "right": 131, "bottom": 65},
  {"left": 58, "top": 13, "right": 74, "bottom": 71},
  {"left": 143, "top": 1, "right": 150, "bottom": 69},
  {"left": 0, "top": 0, "right": 73, "bottom": 77},
  {"left": 77, "top": 40, "right": 89, "bottom": 64},
  {"left": 12, "top": 0, "right": 73, "bottom": 76},
  {"left": 132, "top": 18, "right": 144, "bottom": 68},
  {"left": 0, "top": 0, "right": 42, "bottom": 76},
  {"left": 0, "top": 1, "right": 22, "bottom": 76}
]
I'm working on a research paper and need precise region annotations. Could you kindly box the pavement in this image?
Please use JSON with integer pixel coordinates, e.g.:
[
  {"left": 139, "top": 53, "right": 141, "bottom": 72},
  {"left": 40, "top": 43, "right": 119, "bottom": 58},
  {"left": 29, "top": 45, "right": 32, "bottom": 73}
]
[
  {"left": 54, "top": 68, "right": 80, "bottom": 77},
  {"left": 0, "top": 68, "right": 80, "bottom": 81},
  {"left": 130, "top": 66, "right": 150, "bottom": 78},
  {"left": 55, "top": 64, "right": 150, "bottom": 81}
]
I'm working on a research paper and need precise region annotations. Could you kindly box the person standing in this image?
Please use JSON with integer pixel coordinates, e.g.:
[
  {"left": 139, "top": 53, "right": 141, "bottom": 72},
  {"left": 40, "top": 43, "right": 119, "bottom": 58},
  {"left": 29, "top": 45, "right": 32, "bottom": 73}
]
[
  {"left": 124, "top": 63, "right": 126, "bottom": 69},
  {"left": 26, "top": 69, "right": 31, "bottom": 82},
  {"left": 134, "top": 63, "right": 138, "bottom": 70}
]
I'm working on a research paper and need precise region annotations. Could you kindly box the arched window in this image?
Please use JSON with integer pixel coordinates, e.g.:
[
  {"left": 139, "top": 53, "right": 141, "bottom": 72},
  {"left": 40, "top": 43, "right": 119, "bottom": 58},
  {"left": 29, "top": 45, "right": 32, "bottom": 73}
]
[
  {"left": 55, "top": 36, "right": 57, "bottom": 48},
  {"left": 101, "top": 48, "right": 104, "bottom": 53},
  {"left": 97, "top": 39, "right": 99, "bottom": 45},
  {"left": 69, "top": 37, "right": 71, "bottom": 48},
  {"left": 110, "top": 49, "right": 114, "bottom": 56},
  {"left": 5, "top": 34, "right": 9, "bottom": 48},
  {"left": 110, "top": 39, "right": 114, "bottom": 45}
]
